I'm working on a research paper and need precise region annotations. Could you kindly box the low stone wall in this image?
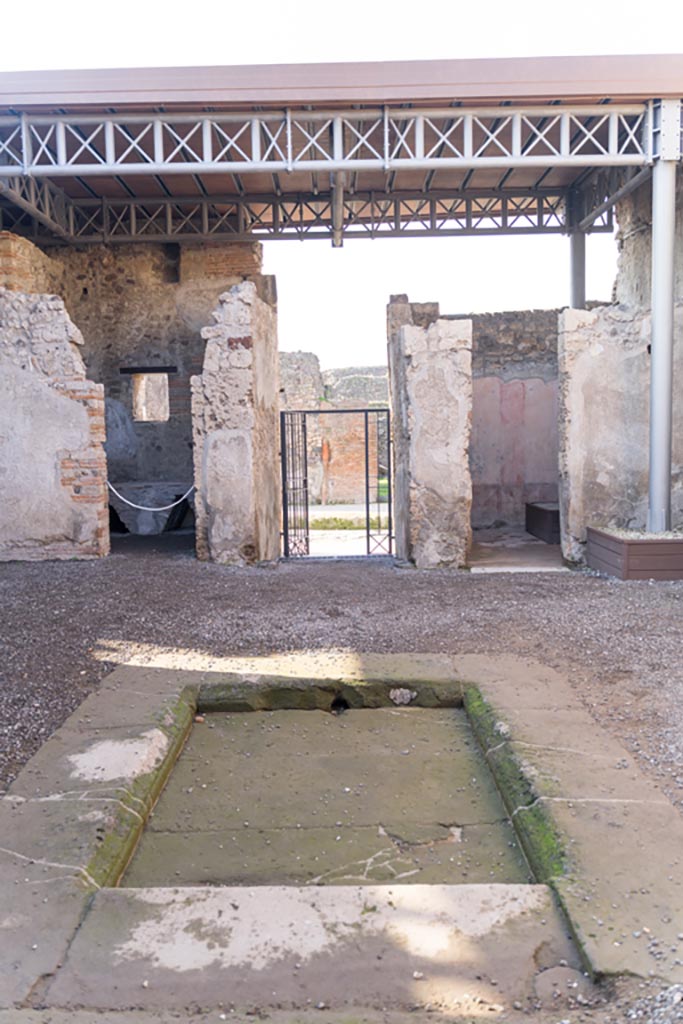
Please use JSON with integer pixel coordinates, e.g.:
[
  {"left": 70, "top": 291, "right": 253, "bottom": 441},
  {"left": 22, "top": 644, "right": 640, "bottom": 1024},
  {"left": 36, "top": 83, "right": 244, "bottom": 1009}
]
[
  {"left": 388, "top": 297, "right": 472, "bottom": 568},
  {"left": 0, "top": 288, "right": 108, "bottom": 561},
  {"left": 191, "top": 280, "right": 280, "bottom": 565},
  {"left": 558, "top": 304, "right": 683, "bottom": 562}
]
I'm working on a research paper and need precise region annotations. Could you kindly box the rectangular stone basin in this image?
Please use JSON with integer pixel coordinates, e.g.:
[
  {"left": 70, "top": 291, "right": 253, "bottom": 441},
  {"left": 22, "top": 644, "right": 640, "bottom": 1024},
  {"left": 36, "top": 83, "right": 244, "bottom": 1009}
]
[{"left": 123, "top": 707, "right": 529, "bottom": 887}]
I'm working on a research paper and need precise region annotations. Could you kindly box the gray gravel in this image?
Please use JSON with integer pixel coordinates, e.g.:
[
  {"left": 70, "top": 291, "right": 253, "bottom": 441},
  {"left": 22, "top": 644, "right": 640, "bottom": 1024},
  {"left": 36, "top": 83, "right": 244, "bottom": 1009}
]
[{"left": 2, "top": 532, "right": 683, "bottom": 811}]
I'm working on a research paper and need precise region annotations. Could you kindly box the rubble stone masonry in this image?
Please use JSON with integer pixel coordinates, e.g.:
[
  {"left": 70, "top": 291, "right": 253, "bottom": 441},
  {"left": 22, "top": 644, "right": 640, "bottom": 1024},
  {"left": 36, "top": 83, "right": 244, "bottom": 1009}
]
[
  {"left": 558, "top": 304, "right": 683, "bottom": 561},
  {"left": 0, "top": 287, "right": 108, "bottom": 560},
  {"left": 388, "top": 296, "right": 473, "bottom": 568},
  {"left": 191, "top": 280, "right": 280, "bottom": 565}
]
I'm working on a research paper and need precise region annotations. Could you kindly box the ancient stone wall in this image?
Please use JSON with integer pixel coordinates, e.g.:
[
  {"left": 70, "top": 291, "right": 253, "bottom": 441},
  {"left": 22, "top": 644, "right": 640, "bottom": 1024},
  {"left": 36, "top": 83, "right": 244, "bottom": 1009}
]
[
  {"left": 447, "top": 308, "right": 559, "bottom": 382},
  {"left": 0, "top": 287, "right": 108, "bottom": 561},
  {"left": 191, "top": 280, "right": 280, "bottom": 565},
  {"left": 389, "top": 296, "right": 559, "bottom": 530},
  {"left": 279, "top": 354, "right": 391, "bottom": 506},
  {"left": 388, "top": 296, "right": 473, "bottom": 568},
  {"left": 322, "top": 365, "right": 389, "bottom": 406},
  {"left": 0, "top": 232, "right": 63, "bottom": 294},
  {"left": 558, "top": 304, "right": 683, "bottom": 561},
  {"left": 56, "top": 241, "right": 263, "bottom": 486},
  {"left": 279, "top": 351, "right": 325, "bottom": 501},
  {"left": 614, "top": 167, "right": 683, "bottom": 309}
]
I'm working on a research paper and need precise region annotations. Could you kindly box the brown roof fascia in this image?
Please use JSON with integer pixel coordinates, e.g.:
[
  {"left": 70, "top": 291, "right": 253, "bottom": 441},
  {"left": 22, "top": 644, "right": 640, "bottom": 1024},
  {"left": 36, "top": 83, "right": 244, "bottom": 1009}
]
[{"left": 0, "top": 54, "right": 682, "bottom": 111}]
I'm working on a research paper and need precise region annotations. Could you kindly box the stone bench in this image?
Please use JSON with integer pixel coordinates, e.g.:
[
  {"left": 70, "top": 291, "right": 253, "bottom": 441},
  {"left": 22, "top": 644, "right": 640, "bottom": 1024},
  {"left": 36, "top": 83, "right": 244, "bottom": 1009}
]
[{"left": 525, "top": 501, "right": 560, "bottom": 544}]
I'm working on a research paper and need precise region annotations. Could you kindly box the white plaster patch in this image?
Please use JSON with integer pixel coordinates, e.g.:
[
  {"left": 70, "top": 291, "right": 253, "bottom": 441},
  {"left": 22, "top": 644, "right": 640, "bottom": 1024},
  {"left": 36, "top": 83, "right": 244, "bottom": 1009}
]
[
  {"left": 115, "top": 889, "right": 351, "bottom": 972},
  {"left": 113, "top": 884, "right": 549, "bottom": 973},
  {"left": 67, "top": 729, "right": 169, "bottom": 782}
]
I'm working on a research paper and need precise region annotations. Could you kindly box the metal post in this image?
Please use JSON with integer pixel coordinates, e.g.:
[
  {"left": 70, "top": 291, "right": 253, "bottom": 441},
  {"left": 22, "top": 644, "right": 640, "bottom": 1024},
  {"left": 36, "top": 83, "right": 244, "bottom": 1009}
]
[
  {"left": 647, "top": 157, "right": 677, "bottom": 531},
  {"left": 364, "top": 411, "right": 371, "bottom": 556},
  {"left": 568, "top": 187, "right": 586, "bottom": 309},
  {"left": 280, "top": 411, "right": 289, "bottom": 557},
  {"left": 570, "top": 230, "right": 586, "bottom": 309}
]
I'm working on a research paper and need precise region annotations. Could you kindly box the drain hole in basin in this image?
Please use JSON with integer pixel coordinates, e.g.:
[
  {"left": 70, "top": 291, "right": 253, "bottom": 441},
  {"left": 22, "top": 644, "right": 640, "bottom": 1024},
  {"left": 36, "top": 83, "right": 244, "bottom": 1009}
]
[{"left": 330, "top": 695, "right": 350, "bottom": 714}]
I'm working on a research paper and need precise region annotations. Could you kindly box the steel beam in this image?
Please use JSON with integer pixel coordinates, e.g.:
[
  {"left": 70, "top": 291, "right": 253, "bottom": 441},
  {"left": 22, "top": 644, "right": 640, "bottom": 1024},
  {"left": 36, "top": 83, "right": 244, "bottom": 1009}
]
[
  {"left": 0, "top": 104, "right": 649, "bottom": 179},
  {"left": 0, "top": 176, "right": 71, "bottom": 238},
  {"left": 578, "top": 166, "right": 651, "bottom": 232},
  {"left": 24, "top": 188, "right": 574, "bottom": 244}
]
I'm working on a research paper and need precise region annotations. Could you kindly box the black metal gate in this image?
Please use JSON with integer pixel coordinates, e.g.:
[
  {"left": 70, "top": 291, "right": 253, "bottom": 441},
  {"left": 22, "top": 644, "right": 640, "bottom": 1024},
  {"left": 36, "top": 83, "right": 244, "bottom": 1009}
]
[{"left": 280, "top": 408, "right": 393, "bottom": 558}]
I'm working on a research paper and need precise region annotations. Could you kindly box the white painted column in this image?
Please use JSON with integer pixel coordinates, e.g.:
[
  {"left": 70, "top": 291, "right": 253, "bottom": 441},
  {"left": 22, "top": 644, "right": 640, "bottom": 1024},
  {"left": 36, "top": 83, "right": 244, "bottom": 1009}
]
[{"left": 647, "top": 100, "right": 680, "bottom": 532}]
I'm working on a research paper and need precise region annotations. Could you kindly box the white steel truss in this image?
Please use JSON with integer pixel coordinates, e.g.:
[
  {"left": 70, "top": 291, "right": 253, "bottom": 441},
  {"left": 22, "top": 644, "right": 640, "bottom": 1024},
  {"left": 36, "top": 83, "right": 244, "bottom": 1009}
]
[
  {"left": 4, "top": 189, "right": 575, "bottom": 244},
  {"left": 0, "top": 100, "right": 679, "bottom": 244},
  {"left": 0, "top": 104, "right": 653, "bottom": 177}
]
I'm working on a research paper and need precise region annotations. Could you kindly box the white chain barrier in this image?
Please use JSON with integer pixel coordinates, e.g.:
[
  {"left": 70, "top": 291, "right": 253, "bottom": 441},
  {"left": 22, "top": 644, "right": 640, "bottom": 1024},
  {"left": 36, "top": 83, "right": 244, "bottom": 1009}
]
[{"left": 106, "top": 481, "right": 195, "bottom": 513}]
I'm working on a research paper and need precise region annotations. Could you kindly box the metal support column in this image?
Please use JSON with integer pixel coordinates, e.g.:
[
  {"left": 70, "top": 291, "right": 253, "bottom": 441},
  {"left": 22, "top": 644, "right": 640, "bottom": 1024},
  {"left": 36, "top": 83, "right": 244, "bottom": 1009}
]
[
  {"left": 647, "top": 99, "right": 680, "bottom": 533},
  {"left": 568, "top": 188, "right": 586, "bottom": 309},
  {"left": 647, "top": 158, "right": 677, "bottom": 531},
  {"left": 570, "top": 230, "right": 586, "bottom": 309}
]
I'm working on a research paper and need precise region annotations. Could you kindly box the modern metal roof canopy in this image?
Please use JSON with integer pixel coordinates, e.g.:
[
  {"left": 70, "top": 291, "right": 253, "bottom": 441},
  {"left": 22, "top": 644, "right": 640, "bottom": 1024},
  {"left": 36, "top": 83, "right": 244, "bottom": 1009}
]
[
  {"left": 0, "top": 55, "right": 681, "bottom": 535},
  {"left": 0, "top": 55, "right": 680, "bottom": 247}
]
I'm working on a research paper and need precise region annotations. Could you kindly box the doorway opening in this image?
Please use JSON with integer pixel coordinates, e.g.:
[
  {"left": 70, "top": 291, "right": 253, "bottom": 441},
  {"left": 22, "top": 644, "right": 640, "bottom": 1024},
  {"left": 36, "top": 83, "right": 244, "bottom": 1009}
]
[{"left": 280, "top": 408, "right": 392, "bottom": 558}]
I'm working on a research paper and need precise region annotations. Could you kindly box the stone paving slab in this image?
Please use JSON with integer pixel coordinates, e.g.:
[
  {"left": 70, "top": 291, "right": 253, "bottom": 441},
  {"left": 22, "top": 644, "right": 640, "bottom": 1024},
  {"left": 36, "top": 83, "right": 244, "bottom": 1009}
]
[
  {"left": 144, "top": 709, "right": 506, "bottom": 833},
  {"left": 45, "top": 883, "right": 578, "bottom": 1013},
  {"left": 0, "top": 857, "right": 89, "bottom": 1007},
  {"left": 125, "top": 820, "right": 527, "bottom": 888},
  {"left": 465, "top": 658, "right": 683, "bottom": 983}
]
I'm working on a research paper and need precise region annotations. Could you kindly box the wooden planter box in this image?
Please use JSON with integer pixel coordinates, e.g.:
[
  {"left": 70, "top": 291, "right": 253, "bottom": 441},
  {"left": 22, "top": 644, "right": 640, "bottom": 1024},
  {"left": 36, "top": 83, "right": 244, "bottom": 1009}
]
[{"left": 586, "top": 527, "right": 683, "bottom": 580}]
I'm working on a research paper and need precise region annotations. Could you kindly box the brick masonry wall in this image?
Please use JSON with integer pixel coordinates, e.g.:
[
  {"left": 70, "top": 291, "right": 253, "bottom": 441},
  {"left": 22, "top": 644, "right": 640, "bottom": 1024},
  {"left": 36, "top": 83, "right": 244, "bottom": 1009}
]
[
  {"left": 0, "top": 287, "right": 109, "bottom": 560},
  {"left": 0, "top": 232, "right": 64, "bottom": 294}
]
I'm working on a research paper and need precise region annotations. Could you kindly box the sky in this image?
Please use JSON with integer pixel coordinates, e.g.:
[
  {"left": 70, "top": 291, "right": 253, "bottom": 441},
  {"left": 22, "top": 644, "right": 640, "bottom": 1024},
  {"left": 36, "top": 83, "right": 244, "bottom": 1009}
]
[{"left": 3, "top": 0, "right": 671, "bottom": 368}]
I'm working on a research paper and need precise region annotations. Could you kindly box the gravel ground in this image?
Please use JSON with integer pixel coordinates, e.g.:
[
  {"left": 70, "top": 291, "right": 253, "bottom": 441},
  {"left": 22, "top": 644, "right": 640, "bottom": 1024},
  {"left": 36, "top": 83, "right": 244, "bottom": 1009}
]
[{"left": 2, "top": 534, "right": 683, "bottom": 1020}]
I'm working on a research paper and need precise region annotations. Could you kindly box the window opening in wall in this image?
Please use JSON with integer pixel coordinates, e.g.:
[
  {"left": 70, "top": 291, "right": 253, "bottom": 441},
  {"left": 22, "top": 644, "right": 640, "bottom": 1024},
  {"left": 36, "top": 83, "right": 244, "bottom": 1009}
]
[
  {"left": 120, "top": 365, "right": 177, "bottom": 424},
  {"left": 109, "top": 363, "right": 195, "bottom": 552}
]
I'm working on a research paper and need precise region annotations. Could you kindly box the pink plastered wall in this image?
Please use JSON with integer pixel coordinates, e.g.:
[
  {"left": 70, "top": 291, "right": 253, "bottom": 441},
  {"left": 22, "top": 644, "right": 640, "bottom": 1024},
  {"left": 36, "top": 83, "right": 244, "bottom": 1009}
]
[{"left": 470, "top": 376, "right": 559, "bottom": 527}]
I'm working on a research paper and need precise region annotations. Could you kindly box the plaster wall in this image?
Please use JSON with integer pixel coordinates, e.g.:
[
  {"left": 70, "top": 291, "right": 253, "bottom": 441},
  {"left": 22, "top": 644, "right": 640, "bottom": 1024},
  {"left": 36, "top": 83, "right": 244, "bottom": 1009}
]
[
  {"left": 388, "top": 296, "right": 473, "bottom": 568},
  {"left": 0, "top": 287, "right": 108, "bottom": 561},
  {"left": 558, "top": 304, "right": 683, "bottom": 562},
  {"left": 191, "top": 280, "right": 280, "bottom": 565}
]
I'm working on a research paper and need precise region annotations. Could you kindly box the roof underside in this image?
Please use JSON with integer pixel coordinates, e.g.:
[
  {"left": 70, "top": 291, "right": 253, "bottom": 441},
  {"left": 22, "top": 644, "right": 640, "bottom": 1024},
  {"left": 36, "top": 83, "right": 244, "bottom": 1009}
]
[{"left": 0, "top": 56, "right": 679, "bottom": 245}]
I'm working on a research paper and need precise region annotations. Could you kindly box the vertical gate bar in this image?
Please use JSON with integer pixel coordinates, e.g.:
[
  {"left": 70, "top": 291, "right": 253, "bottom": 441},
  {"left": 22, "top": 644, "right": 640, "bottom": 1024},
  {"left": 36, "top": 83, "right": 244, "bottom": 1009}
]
[
  {"left": 375, "top": 410, "right": 383, "bottom": 550},
  {"left": 364, "top": 410, "right": 371, "bottom": 556},
  {"left": 386, "top": 409, "right": 393, "bottom": 554},
  {"left": 280, "top": 411, "right": 289, "bottom": 558},
  {"left": 302, "top": 413, "right": 310, "bottom": 554}
]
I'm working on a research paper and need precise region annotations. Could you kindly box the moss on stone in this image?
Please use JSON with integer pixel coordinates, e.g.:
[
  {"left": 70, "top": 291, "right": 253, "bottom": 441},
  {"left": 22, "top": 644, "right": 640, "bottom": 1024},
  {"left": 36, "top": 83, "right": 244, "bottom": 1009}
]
[
  {"left": 84, "top": 687, "right": 196, "bottom": 889},
  {"left": 198, "top": 677, "right": 463, "bottom": 712},
  {"left": 463, "top": 685, "right": 567, "bottom": 883}
]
